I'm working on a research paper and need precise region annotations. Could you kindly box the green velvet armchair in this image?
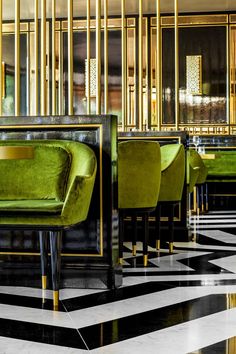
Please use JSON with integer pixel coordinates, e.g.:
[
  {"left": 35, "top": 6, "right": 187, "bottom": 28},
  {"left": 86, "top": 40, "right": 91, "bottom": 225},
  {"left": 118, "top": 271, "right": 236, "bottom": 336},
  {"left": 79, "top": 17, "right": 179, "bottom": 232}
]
[
  {"left": 118, "top": 140, "right": 161, "bottom": 266},
  {"left": 156, "top": 144, "right": 185, "bottom": 253},
  {"left": 188, "top": 149, "right": 208, "bottom": 214},
  {"left": 0, "top": 140, "right": 97, "bottom": 310}
]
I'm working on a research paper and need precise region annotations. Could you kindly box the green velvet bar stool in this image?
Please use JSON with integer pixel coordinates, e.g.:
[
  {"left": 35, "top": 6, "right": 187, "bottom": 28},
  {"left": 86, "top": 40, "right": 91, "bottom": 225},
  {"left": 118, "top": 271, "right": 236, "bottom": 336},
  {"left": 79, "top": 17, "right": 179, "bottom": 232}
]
[
  {"left": 155, "top": 144, "right": 185, "bottom": 253},
  {"left": 188, "top": 149, "right": 208, "bottom": 214},
  {"left": 118, "top": 140, "right": 161, "bottom": 266}
]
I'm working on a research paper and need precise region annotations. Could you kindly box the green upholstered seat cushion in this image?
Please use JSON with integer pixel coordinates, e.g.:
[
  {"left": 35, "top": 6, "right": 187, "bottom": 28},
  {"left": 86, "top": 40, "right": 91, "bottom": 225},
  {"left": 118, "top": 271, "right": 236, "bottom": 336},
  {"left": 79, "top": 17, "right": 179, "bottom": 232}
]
[
  {"left": 158, "top": 144, "right": 185, "bottom": 202},
  {"left": 0, "top": 200, "right": 63, "bottom": 213},
  {"left": 0, "top": 141, "right": 71, "bottom": 201},
  {"left": 118, "top": 140, "right": 161, "bottom": 209},
  {"left": 188, "top": 149, "right": 208, "bottom": 184},
  {"left": 203, "top": 151, "right": 236, "bottom": 181}
]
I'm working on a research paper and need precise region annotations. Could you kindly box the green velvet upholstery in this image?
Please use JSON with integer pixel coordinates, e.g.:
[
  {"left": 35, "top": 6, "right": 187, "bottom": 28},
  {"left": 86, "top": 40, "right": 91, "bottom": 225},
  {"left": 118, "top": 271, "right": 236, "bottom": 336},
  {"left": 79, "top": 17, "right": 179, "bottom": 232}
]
[
  {"left": 0, "top": 140, "right": 97, "bottom": 227},
  {"left": 188, "top": 149, "right": 208, "bottom": 184},
  {"left": 158, "top": 144, "right": 185, "bottom": 202},
  {"left": 118, "top": 140, "right": 161, "bottom": 209},
  {"left": 203, "top": 151, "right": 236, "bottom": 182},
  {"left": 186, "top": 150, "right": 200, "bottom": 193}
]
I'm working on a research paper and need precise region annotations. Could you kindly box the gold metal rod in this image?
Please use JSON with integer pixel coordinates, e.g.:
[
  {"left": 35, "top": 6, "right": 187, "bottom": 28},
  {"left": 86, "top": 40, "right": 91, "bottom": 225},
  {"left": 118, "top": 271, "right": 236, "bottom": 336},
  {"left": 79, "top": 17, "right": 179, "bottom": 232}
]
[
  {"left": 40, "top": 0, "right": 46, "bottom": 115},
  {"left": 139, "top": 0, "right": 143, "bottom": 131},
  {"left": 174, "top": 0, "right": 179, "bottom": 130},
  {"left": 59, "top": 29, "right": 63, "bottom": 115},
  {"left": 0, "top": 0, "right": 2, "bottom": 115},
  {"left": 68, "top": 0, "right": 73, "bottom": 115},
  {"left": 34, "top": 0, "right": 39, "bottom": 115},
  {"left": 52, "top": 0, "right": 56, "bottom": 115},
  {"left": 121, "top": 0, "right": 127, "bottom": 130},
  {"left": 86, "top": 0, "right": 91, "bottom": 114},
  {"left": 15, "top": 0, "right": 20, "bottom": 116},
  {"left": 104, "top": 0, "right": 108, "bottom": 114},
  {"left": 96, "top": 0, "right": 101, "bottom": 114},
  {"left": 156, "top": 0, "right": 161, "bottom": 131}
]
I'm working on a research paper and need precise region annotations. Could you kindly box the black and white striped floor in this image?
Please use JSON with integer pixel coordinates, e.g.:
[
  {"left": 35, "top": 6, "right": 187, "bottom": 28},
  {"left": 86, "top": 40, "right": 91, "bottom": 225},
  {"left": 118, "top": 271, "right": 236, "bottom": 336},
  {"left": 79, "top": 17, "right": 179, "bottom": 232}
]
[{"left": 1, "top": 211, "right": 236, "bottom": 353}]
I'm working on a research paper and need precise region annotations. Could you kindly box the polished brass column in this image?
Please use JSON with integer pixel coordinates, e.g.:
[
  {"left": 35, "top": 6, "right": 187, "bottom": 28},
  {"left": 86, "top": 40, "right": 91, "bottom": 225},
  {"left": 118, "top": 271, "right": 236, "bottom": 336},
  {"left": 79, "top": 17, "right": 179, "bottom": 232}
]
[
  {"left": 0, "top": 0, "right": 2, "bottom": 116},
  {"left": 174, "top": 0, "right": 179, "bottom": 130},
  {"left": 96, "top": 0, "right": 101, "bottom": 114},
  {"left": 139, "top": 0, "right": 143, "bottom": 130},
  {"left": 52, "top": 0, "right": 56, "bottom": 115},
  {"left": 34, "top": 0, "right": 39, "bottom": 115},
  {"left": 104, "top": 0, "right": 108, "bottom": 114},
  {"left": 68, "top": 0, "right": 73, "bottom": 115},
  {"left": 40, "top": 0, "right": 46, "bottom": 115},
  {"left": 86, "top": 0, "right": 91, "bottom": 114},
  {"left": 121, "top": 0, "right": 127, "bottom": 130},
  {"left": 156, "top": 0, "right": 161, "bottom": 131},
  {"left": 15, "top": 0, "right": 20, "bottom": 116}
]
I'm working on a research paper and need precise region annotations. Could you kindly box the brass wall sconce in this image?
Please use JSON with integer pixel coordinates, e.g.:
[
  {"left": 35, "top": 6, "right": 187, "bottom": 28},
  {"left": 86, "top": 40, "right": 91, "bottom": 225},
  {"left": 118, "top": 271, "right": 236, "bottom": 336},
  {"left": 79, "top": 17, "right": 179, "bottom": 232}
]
[
  {"left": 186, "top": 55, "right": 202, "bottom": 95},
  {"left": 85, "top": 58, "right": 96, "bottom": 98}
]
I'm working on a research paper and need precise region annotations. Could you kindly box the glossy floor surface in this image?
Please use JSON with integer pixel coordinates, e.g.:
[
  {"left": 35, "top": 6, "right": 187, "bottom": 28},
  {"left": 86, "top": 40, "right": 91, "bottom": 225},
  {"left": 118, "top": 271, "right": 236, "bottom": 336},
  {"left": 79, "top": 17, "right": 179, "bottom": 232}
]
[{"left": 1, "top": 211, "right": 236, "bottom": 353}]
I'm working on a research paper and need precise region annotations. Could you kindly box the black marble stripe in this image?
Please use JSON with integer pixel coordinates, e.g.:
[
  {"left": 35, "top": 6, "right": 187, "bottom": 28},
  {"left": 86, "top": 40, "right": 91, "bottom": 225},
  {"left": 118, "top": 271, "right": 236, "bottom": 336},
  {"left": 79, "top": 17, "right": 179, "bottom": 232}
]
[
  {"left": 123, "top": 250, "right": 236, "bottom": 275},
  {"left": 62, "top": 282, "right": 174, "bottom": 312},
  {"left": 0, "top": 293, "right": 65, "bottom": 311},
  {"left": 80, "top": 294, "right": 232, "bottom": 349},
  {"left": 0, "top": 318, "right": 87, "bottom": 350}
]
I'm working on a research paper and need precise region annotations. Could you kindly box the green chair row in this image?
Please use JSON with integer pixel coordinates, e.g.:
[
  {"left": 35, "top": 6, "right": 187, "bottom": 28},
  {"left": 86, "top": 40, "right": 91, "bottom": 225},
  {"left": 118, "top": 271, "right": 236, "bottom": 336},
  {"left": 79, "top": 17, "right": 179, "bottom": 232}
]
[{"left": 118, "top": 141, "right": 185, "bottom": 265}]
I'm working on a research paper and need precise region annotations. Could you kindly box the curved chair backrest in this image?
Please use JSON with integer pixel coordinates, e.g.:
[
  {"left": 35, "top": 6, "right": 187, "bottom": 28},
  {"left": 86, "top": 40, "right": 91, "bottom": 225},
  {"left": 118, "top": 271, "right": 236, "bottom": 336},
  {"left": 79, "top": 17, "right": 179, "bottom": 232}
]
[
  {"left": 0, "top": 139, "right": 97, "bottom": 227},
  {"left": 188, "top": 149, "right": 208, "bottom": 185},
  {"left": 186, "top": 150, "right": 201, "bottom": 193},
  {"left": 158, "top": 144, "right": 185, "bottom": 202},
  {"left": 118, "top": 140, "right": 161, "bottom": 210}
]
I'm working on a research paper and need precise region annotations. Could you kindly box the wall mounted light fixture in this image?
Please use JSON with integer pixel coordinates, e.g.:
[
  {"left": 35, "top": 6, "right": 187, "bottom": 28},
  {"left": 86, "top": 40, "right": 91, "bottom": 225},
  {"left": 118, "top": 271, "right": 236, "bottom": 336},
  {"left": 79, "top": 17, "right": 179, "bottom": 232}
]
[
  {"left": 186, "top": 55, "right": 202, "bottom": 95},
  {"left": 85, "top": 58, "right": 96, "bottom": 98}
]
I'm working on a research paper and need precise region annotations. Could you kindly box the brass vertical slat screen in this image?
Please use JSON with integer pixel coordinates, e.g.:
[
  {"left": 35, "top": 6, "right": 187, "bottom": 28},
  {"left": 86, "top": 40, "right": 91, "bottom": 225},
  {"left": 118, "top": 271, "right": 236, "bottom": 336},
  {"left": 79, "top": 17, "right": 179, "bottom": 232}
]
[{"left": 0, "top": 1, "right": 233, "bottom": 136}]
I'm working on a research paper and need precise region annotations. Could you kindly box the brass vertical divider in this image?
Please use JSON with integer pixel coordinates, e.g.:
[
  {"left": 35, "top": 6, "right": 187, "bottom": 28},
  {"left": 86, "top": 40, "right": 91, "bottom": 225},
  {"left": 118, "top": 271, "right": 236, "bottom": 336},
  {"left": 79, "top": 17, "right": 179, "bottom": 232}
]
[
  {"left": 226, "top": 21, "right": 230, "bottom": 132},
  {"left": 35, "top": 0, "right": 39, "bottom": 115},
  {"left": 52, "top": 0, "right": 56, "bottom": 115},
  {"left": 96, "top": 0, "right": 101, "bottom": 114},
  {"left": 156, "top": 0, "right": 161, "bottom": 131},
  {"left": 40, "top": 0, "right": 46, "bottom": 115},
  {"left": 139, "top": 0, "right": 143, "bottom": 131},
  {"left": 68, "top": 0, "right": 73, "bottom": 115},
  {"left": 0, "top": 0, "right": 2, "bottom": 115},
  {"left": 174, "top": 0, "right": 179, "bottom": 130},
  {"left": 104, "top": 0, "right": 108, "bottom": 114},
  {"left": 15, "top": 0, "right": 20, "bottom": 116},
  {"left": 121, "top": 0, "right": 127, "bottom": 130},
  {"left": 86, "top": 0, "right": 91, "bottom": 114},
  {"left": 26, "top": 23, "right": 30, "bottom": 115},
  {"left": 59, "top": 27, "right": 63, "bottom": 115}
]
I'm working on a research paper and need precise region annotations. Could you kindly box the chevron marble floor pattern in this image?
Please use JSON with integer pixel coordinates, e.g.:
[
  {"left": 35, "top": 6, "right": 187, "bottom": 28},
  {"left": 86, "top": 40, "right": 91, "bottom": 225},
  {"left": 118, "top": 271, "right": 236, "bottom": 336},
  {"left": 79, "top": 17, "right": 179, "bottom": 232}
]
[{"left": 1, "top": 211, "right": 236, "bottom": 353}]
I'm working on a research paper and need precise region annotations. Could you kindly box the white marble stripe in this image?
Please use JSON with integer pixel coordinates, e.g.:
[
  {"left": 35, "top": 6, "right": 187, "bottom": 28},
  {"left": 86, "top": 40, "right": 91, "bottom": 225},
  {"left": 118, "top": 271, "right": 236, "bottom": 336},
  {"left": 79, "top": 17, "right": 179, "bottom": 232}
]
[
  {"left": 123, "top": 273, "right": 236, "bottom": 286},
  {"left": 91, "top": 308, "right": 236, "bottom": 354},
  {"left": 190, "top": 224, "right": 236, "bottom": 229},
  {"left": 197, "top": 230, "right": 236, "bottom": 243},
  {"left": 0, "top": 286, "right": 105, "bottom": 300},
  {"left": 0, "top": 304, "right": 78, "bottom": 328},
  {"left": 174, "top": 241, "right": 236, "bottom": 251},
  {"left": 68, "top": 285, "right": 236, "bottom": 329},
  {"left": 208, "top": 210, "right": 236, "bottom": 214},
  {"left": 190, "top": 214, "right": 236, "bottom": 219},
  {"left": 189, "top": 219, "right": 236, "bottom": 223},
  {"left": 147, "top": 251, "right": 211, "bottom": 272},
  {"left": 0, "top": 336, "right": 88, "bottom": 354},
  {"left": 210, "top": 255, "right": 236, "bottom": 273}
]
